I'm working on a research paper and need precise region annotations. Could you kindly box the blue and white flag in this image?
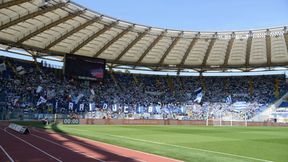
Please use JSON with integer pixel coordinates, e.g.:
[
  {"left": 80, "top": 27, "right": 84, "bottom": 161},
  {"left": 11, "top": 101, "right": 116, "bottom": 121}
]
[
  {"left": 226, "top": 95, "right": 232, "bottom": 104},
  {"left": 194, "top": 87, "right": 203, "bottom": 103},
  {"left": 75, "top": 94, "right": 84, "bottom": 104},
  {"left": 90, "top": 89, "right": 95, "bottom": 96},
  {"left": 180, "top": 106, "right": 186, "bottom": 113},
  {"left": 194, "top": 87, "right": 202, "bottom": 93},
  {"left": 37, "top": 96, "right": 47, "bottom": 106}
]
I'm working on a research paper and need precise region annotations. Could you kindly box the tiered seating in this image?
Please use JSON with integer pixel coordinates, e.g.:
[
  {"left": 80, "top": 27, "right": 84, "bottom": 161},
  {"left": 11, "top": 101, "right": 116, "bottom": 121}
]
[{"left": 0, "top": 56, "right": 287, "bottom": 120}]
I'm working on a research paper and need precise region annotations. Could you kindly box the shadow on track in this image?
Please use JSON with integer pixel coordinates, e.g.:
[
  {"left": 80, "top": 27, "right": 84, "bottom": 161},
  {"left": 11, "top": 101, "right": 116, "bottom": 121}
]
[{"left": 32, "top": 122, "right": 141, "bottom": 162}]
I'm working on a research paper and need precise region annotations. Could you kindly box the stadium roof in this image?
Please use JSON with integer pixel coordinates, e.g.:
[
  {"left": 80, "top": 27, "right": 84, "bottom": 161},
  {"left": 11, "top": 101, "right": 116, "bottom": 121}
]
[{"left": 0, "top": 0, "right": 288, "bottom": 73}]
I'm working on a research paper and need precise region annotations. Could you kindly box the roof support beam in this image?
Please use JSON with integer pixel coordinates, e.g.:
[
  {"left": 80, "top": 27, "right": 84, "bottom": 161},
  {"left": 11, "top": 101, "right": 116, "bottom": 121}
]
[
  {"left": 93, "top": 25, "right": 133, "bottom": 58},
  {"left": 17, "top": 10, "right": 83, "bottom": 43},
  {"left": 284, "top": 27, "right": 288, "bottom": 52},
  {"left": 245, "top": 31, "right": 253, "bottom": 68},
  {"left": 0, "top": 37, "right": 66, "bottom": 56},
  {"left": 45, "top": 17, "right": 101, "bottom": 50},
  {"left": 26, "top": 50, "right": 41, "bottom": 72},
  {"left": 0, "top": 0, "right": 31, "bottom": 10},
  {"left": 177, "top": 33, "right": 200, "bottom": 73},
  {"left": 156, "top": 32, "right": 182, "bottom": 69},
  {"left": 201, "top": 33, "right": 217, "bottom": 67},
  {"left": 70, "top": 21, "right": 117, "bottom": 54},
  {"left": 223, "top": 32, "right": 235, "bottom": 68},
  {"left": 134, "top": 31, "right": 166, "bottom": 66},
  {"left": 0, "top": 3, "right": 67, "bottom": 31},
  {"left": 265, "top": 29, "right": 272, "bottom": 67},
  {"left": 113, "top": 29, "right": 150, "bottom": 63}
]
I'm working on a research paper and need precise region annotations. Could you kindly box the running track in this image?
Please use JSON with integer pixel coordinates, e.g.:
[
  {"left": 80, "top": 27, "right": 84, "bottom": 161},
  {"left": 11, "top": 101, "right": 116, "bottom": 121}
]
[{"left": 0, "top": 123, "right": 182, "bottom": 162}]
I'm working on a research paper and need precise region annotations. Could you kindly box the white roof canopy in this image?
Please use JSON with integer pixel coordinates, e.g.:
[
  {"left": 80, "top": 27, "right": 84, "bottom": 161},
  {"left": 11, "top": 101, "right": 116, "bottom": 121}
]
[{"left": 0, "top": 0, "right": 288, "bottom": 72}]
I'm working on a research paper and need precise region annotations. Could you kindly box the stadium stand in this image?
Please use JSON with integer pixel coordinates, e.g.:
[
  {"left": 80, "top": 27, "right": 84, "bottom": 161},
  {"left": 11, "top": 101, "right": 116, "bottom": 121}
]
[
  {"left": 0, "top": 0, "right": 287, "bottom": 123},
  {"left": 0, "top": 56, "right": 287, "bottom": 121}
]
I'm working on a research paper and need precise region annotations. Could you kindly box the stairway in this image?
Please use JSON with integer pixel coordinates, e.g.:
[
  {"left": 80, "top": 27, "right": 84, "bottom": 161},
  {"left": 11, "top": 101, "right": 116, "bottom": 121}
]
[
  {"left": 5, "top": 60, "right": 18, "bottom": 76},
  {"left": 167, "top": 77, "right": 174, "bottom": 91},
  {"left": 132, "top": 74, "right": 139, "bottom": 85},
  {"left": 251, "top": 92, "right": 288, "bottom": 121},
  {"left": 110, "top": 72, "right": 122, "bottom": 90}
]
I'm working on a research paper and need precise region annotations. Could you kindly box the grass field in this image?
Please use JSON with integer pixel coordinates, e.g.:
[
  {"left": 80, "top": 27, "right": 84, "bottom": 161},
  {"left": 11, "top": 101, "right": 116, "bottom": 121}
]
[{"left": 17, "top": 122, "right": 288, "bottom": 162}]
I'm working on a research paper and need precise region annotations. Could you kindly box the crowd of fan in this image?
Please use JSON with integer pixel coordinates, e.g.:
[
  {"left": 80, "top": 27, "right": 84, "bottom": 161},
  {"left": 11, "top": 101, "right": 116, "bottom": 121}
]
[{"left": 0, "top": 57, "right": 287, "bottom": 120}]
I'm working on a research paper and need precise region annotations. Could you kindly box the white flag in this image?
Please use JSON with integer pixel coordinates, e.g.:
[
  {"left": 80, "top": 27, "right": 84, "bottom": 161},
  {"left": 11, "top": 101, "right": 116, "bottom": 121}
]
[
  {"left": 37, "top": 96, "right": 47, "bottom": 106},
  {"left": 90, "top": 89, "right": 95, "bottom": 96},
  {"left": 75, "top": 94, "right": 84, "bottom": 104},
  {"left": 194, "top": 87, "right": 203, "bottom": 103},
  {"left": 36, "top": 86, "right": 43, "bottom": 93}
]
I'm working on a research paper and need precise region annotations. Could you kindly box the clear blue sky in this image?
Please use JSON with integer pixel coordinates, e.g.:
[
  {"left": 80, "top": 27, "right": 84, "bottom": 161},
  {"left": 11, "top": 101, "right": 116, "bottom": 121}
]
[{"left": 73, "top": 0, "right": 288, "bottom": 31}]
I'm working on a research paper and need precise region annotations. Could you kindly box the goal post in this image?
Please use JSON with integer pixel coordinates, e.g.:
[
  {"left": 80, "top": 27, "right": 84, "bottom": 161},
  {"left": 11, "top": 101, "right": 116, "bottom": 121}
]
[{"left": 206, "top": 111, "right": 248, "bottom": 126}]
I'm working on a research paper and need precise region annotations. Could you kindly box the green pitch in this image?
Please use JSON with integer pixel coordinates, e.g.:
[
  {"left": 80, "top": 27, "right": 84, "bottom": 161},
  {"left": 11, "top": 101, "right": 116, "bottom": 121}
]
[{"left": 20, "top": 122, "right": 288, "bottom": 162}]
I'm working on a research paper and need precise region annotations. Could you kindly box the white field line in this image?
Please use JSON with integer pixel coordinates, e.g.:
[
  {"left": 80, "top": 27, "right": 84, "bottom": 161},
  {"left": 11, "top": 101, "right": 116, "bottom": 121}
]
[
  {"left": 58, "top": 137, "right": 147, "bottom": 162},
  {"left": 30, "top": 133, "right": 105, "bottom": 162},
  {"left": 62, "top": 128, "right": 88, "bottom": 132},
  {"left": 0, "top": 145, "right": 15, "bottom": 162},
  {"left": 62, "top": 127, "right": 273, "bottom": 162},
  {"left": 33, "top": 128, "right": 178, "bottom": 162},
  {"left": 31, "top": 128, "right": 146, "bottom": 162},
  {"left": 3, "top": 128, "right": 62, "bottom": 162},
  {"left": 73, "top": 134, "right": 182, "bottom": 162}
]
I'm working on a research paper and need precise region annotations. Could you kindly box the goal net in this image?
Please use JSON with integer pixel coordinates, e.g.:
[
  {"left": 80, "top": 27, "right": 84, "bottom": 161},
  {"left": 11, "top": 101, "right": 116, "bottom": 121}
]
[{"left": 206, "top": 111, "right": 247, "bottom": 126}]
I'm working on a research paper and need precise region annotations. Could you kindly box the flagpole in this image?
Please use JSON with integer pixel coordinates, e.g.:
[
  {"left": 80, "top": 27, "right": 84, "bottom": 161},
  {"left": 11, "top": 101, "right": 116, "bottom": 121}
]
[
  {"left": 206, "top": 110, "right": 209, "bottom": 126},
  {"left": 54, "top": 113, "right": 57, "bottom": 124},
  {"left": 220, "top": 110, "right": 222, "bottom": 126},
  {"left": 230, "top": 112, "right": 233, "bottom": 126},
  {"left": 245, "top": 112, "right": 247, "bottom": 127}
]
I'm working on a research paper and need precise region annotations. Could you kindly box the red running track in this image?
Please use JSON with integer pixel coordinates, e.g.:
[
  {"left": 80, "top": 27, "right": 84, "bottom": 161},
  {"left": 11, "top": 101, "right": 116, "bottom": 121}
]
[{"left": 0, "top": 124, "right": 182, "bottom": 162}]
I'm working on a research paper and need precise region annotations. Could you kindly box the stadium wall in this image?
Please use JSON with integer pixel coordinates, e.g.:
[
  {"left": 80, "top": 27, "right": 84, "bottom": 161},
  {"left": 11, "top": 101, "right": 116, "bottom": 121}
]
[{"left": 55, "top": 119, "right": 288, "bottom": 126}]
